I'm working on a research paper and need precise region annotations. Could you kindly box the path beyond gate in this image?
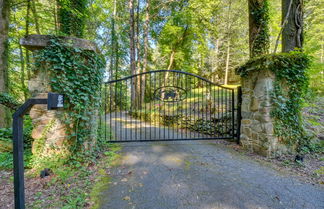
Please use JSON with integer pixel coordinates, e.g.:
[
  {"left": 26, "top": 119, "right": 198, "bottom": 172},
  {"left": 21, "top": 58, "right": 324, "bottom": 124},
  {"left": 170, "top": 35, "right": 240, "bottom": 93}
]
[{"left": 101, "top": 70, "right": 242, "bottom": 143}]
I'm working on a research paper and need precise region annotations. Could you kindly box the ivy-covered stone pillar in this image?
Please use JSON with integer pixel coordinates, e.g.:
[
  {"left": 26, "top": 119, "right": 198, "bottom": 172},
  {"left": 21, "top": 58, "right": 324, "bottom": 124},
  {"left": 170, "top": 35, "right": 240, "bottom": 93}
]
[
  {"left": 237, "top": 53, "right": 310, "bottom": 156},
  {"left": 242, "top": 0, "right": 274, "bottom": 156},
  {"left": 20, "top": 35, "right": 104, "bottom": 165},
  {"left": 239, "top": 70, "right": 279, "bottom": 156}
]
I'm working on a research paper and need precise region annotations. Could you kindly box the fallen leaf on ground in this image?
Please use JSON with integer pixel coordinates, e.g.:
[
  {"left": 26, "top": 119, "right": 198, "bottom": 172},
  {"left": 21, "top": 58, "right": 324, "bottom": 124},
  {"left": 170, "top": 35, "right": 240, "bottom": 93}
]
[{"left": 123, "top": 196, "right": 131, "bottom": 201}]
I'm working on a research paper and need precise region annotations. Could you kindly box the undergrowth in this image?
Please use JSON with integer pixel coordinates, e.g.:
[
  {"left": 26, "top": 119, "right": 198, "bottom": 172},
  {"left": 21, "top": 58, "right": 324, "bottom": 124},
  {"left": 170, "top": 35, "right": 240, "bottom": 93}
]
[{"left": 27, "top": 143, "right": 120, "bottom": 209}]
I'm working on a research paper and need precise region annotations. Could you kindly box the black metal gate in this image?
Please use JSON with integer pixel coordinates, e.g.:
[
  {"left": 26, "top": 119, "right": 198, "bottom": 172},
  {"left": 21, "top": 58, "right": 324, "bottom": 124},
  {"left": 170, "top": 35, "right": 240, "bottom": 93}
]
[{"left": 101, "top": 70, "right": 241, "bottom": 143}]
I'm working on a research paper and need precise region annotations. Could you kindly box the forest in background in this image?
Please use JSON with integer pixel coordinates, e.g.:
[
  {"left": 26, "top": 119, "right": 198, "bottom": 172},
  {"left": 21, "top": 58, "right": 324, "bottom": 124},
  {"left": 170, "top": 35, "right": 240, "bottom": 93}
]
[
  {"left": 1, "top": 0, "right": 324, "bottom": 113},
  {"left": 0, "top": 0, "right": 324, "bottom": 123}
]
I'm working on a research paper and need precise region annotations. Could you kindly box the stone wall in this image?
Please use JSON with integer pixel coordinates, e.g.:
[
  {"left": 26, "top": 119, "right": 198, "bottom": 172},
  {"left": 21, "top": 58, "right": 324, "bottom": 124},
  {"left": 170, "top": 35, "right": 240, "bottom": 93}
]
[
  {"left": 29, "top": 93, "right": 69, "bottom": 159},
  {"left": 240, "top": 70, "right": 289, "bottom": 156},
  {"left": 21, "top": 35, "right": 99, "bottom": 160}
]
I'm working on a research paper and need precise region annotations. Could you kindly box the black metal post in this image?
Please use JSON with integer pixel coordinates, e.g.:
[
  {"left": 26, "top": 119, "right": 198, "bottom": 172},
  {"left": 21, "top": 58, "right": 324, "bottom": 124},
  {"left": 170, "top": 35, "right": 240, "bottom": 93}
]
[
  {"left": 236, "top": 87, "right": 242, "bottom": 144},
  {"left": 13, "top": 99, "right": 47, "bottom": 209},
  {"left": 13, "top": 115, "right": 24, "bottom": 209}
]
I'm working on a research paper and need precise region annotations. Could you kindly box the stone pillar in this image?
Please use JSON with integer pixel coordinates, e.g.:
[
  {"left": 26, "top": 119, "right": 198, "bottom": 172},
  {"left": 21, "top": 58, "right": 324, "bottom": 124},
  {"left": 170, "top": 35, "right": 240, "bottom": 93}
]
[
  {"left": 240, "top": 70, "right": 289, "bottom": 156},
  {"left": 20, "top": 35, "right": 100, "bottom": 160}
]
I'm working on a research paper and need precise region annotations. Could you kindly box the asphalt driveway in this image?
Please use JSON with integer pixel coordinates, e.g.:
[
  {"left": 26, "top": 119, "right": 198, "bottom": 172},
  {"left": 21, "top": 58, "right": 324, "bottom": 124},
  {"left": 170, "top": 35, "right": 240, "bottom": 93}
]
[{"left": 98, "top": 114, "right": 324, "bottom": 209}]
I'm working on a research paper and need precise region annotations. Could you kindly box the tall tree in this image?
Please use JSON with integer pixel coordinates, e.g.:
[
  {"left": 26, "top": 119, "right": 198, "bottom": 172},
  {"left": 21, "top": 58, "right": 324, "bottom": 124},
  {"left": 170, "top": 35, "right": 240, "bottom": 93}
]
[
  {"left": 136, "top": 0, "right": 141, "bottom": 73},
  {"left": 282, "top": 0, "right": 304, "bottom": 52},
  {"left": 141, "top": 0, "right": 150, "bottom": 104},
  {"left": 25, "top": 0, "right": 31, "bottom": 80},
  {"left": 248, "top": 0, "right": 270, "bottom": 57},
  {"left": 224, "top": 0, "right": 232, "bottom": 85},
  {"left": 135, "top": 0, "right": 142, "bottom": 108},
  {"left": 31, "top": 0, "right": 41, "bottom": 34},
  {"left": 143, "top": 0, "right": 150, "bottom": 74},
  {"left": 19, "top": 45, "right": 28, "bottom": 100},
  {"left": 110, "top": 0, "right": 117, "bottom": 80},
  {"left": 129, "top": 0, "right": 137, "bottom": 107},
  {"left": 0, "top": 0, "right": 10, "bottom": 128}
]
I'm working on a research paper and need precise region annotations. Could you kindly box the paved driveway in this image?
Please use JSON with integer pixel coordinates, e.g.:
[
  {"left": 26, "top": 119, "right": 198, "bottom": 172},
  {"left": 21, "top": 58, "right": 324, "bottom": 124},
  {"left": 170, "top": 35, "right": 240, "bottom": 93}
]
[{"left": 98, "top": 114, "right": 324, "bottom": 209}]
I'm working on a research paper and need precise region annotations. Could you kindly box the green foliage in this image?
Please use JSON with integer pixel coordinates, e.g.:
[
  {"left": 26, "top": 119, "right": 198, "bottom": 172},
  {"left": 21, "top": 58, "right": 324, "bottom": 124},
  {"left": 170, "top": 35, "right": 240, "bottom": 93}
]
[
  {"left": 0, "top": 152, "right": 13, "bottom": 169},
  {"left": 0, "top": 93, "right": 21, "bottom": 110},
  {"left": 237, "top": 52, "right": 311, "bottom": 151},
  {"left": 35, "top": 37, "right": 105, "bottom": 154},
  {"left": 0, "top": 150, "right": 33, "bottom": 170},
  {"left": 0, "top": 116, "right": 34, "bottom": 149},
  {"left": 307, "top": 62, "right": 324, "bottom": 95},
  {"left": 0, "top": 117, "right": 33, "bottom": 170},
  {"left": 58, "top": 0, "right": 88, "bottom": 38}
]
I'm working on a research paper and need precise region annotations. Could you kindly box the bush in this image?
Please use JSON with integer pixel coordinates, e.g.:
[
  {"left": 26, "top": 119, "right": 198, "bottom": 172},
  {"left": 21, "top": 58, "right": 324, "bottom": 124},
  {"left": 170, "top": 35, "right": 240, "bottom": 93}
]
[
  {"left": 0, "top": 150, "right": 33, "bottom": 169},
  {"left": 0, "top": 116, "right": 34, "bottom": 150}
]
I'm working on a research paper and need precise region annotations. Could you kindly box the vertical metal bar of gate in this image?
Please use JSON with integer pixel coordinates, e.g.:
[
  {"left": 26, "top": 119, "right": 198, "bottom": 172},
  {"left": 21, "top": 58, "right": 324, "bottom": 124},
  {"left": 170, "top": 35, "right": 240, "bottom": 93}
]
[
  {"left": 236, "top": 86, "right": 242, "bottom": 144},
  {"left": 103, "top": 70, "right": 239, "bottom": 142}
]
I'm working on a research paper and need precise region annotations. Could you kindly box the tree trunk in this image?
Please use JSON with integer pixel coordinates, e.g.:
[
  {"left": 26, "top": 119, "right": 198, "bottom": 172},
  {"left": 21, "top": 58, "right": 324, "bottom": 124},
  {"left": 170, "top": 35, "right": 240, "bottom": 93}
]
[
  {"left": 212, "top": 39, "right": 220, "bottom": 82},
  {"left": 129, "top": 0, "right": 137, "bottom": 109},
  {"left": 110, "top": 0, "right": 117, "bottom": 80},
  {"left": 248, "top": 0, "right": 270, "bottom": 57},
  {"left": 224, "top": 0, "right": 232, "bottom": 85},
  {"left": 19, "top": 45, "right": 28, "bottom": 100},
  {"left": 282, "top": 0, "right": 304, "bottom": 52},
  {"left": 109, "top": 0, "right": 117, "bottom": 109},
  {"left": 135, "top": 0, "right": 141, "bottom": 108},
  {"left": 26, "top": 0, "right": 31, "bottom": 80},
  {"left": 167, "top": 50, "right": 175, "bottom": 70},
  {"left": 136, "top": 0, "right": 141, "bottom": 73},
  {"left": 0, "top": 0, "right": 10, "bottom": 128},
  {"left": 141, "top": 0, "right": 150, "bottom": 104},
  {"left": 115, "top": 39, "right": 119, "bottom": 80},
  {"left": 31, "top": 0, "right": 40, "bottom": 34},
  {"left": 224, "top": 40, "right": 230, "bottom": 85},
  {"left": 54, "top": 2, "right": 58, "bottom": 32}
]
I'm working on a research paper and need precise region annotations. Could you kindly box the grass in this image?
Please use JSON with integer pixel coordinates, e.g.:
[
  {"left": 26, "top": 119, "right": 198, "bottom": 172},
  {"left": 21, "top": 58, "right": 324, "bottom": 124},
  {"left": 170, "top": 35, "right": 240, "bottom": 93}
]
[
  {"left": 315, "top": 167, "right": 324, "bottom": 175},
  {"left": 90, "top": 144, "right": 121, "bottom": 209}
]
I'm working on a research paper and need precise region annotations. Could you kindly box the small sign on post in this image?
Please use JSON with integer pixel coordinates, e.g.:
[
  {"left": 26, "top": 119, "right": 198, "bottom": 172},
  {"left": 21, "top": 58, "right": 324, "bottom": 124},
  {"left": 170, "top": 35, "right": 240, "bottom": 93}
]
[{"left": 47, "top": 93, "right": 64, "bottom": 110}]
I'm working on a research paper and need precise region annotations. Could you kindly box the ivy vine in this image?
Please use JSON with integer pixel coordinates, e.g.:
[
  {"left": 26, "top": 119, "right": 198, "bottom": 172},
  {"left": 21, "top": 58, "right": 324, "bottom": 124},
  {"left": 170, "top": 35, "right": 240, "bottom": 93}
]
[
  {"left": 35, "top": 37, "right": 105, "bottom": 155},
  {"left": 249, "top": 0, "right": 270, "bottom": 57},
  {"left": 236, "top": 51, "right": 311, "bottom": 151},
  {"left": 57, "top": 0, "right": 88, "bottom": 38}
]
